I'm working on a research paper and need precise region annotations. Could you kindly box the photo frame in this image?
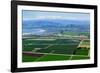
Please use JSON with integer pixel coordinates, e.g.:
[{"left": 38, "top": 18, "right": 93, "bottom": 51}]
[{"left": 11, "top": 1, "right": 97, "bottom": 72}]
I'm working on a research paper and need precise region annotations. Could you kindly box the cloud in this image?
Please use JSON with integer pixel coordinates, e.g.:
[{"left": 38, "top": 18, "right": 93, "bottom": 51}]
[
  {"left": 23, "top": 11, "right": 90, "bottom": 21},
  {"left": 23, "top": 15, "right": 89, "bottom": 21}
]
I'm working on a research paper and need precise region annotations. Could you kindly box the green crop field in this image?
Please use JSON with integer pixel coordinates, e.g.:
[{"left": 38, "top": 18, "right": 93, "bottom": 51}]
[
  {"left": 22, "top": 55, "right": 38, "bottom": 62},
  {"left": 22, "top": 37, "right": 90, "bottom": 62},
  {"left": 22, "top": 53, "right": 89, "bottom": 62},
  {"left": 36, "top": 45, "right": 78, "bottom": 54}
]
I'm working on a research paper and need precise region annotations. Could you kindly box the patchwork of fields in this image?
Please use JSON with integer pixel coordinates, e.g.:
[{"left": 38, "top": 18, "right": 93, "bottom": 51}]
[
  {"left": 22, "top": 10, "right": 90, "bottom": 62},
  {"left": 22, "top": 38, "right": 90, "bottom": 62}
]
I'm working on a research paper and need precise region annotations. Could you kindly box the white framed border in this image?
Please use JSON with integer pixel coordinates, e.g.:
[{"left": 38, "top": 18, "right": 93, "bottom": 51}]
[{"left": 17, "top": 5, "right": 94, "bottom": 68}]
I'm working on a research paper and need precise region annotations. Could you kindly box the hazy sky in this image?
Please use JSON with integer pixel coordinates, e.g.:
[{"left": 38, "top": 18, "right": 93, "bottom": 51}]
[{"left": 22, "top": 10, "right": 90, "bottom": 21}]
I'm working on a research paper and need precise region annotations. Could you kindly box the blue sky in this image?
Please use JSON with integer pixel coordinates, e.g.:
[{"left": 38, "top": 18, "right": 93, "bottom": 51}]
[{"left": 22, "top": 10, "right": 90, "bottom": 21}]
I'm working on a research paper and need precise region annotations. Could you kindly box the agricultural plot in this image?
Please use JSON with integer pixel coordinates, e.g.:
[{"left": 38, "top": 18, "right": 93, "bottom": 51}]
[
  {"left": 22, "top": 38, "right": 90, "bottom": 62},
  {"left": 74, "top": 39, "right": 90, "bottom": 56},
  {"left": 78, "top": 39, "right": 90, "bottom": 48}
]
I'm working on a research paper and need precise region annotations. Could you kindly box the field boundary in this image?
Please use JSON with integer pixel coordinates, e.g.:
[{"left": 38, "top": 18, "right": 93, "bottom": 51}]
[{"left": 22, "top": 51, "right": 89, "bottom": 57}]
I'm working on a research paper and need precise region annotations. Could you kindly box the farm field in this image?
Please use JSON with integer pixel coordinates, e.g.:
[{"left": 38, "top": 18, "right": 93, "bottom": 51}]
[{"left": 22, "top": 38, "right": 90, "bottom": 62}]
